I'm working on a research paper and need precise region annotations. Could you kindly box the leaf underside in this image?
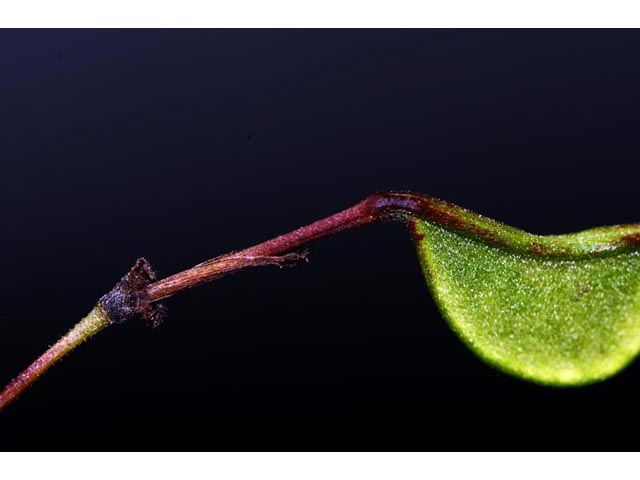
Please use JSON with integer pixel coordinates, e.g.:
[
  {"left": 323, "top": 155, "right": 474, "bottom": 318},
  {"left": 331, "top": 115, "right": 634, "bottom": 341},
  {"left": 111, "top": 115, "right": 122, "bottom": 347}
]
[{"left": 410, "top": 205, "right": 640, "bottom": 386}]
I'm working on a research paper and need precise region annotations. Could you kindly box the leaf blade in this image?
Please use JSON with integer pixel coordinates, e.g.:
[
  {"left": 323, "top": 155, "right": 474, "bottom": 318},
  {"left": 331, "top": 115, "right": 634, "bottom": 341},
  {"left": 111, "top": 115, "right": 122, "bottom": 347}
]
[{"left": 411, "top": 214, "right": 640, "bottom": 386}]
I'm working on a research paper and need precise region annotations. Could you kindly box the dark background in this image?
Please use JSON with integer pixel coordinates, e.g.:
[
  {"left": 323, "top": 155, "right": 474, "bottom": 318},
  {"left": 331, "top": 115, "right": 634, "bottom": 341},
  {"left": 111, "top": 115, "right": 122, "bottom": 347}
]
[{"left": 1, "top": 29, "right": 640, "bottom": 450}]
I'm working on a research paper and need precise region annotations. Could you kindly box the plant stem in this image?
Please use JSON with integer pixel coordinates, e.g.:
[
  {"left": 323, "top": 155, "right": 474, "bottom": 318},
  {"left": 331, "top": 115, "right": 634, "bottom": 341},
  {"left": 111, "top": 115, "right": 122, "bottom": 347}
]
[
  {"left": 0, "top": 305, "right": 110, "bottom": 411},
  {"left": 145, "top": 192, "right": 406, "bottom": 302},
  {"left": 0, "top": 257, "right": 161, "bottom": 412},
  {"left": 144, "top": 188, "right": 516, "bottom": 303},
  {"left": 0, "top": 191, "right": 427, "bottom": 411}
]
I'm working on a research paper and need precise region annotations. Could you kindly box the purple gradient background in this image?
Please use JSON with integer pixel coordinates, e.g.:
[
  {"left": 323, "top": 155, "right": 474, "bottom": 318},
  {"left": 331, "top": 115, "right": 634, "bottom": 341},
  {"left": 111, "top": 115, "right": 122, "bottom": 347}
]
[{"left": 1, "top": 29, "right": 640, "bottom": 450}]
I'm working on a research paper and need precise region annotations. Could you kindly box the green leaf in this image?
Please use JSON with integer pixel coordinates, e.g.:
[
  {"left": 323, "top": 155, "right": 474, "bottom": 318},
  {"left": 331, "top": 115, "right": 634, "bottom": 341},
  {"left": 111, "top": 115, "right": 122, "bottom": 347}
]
[{"left": 408, "top": 195, "right": 640, "bottom": 386}]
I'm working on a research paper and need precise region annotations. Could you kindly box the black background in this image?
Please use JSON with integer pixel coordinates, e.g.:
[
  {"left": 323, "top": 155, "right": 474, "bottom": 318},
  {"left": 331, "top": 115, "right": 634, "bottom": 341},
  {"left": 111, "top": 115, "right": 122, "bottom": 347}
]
[{"left": 2, "top": 29, "right": 640, "bottom": 450}]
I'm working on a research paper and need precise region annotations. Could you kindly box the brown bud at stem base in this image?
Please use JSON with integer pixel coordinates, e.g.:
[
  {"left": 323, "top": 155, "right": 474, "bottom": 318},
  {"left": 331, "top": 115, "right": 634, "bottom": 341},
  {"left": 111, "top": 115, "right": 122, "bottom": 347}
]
[{"left": 0, "top": 258, "right": 161, "bottom": 412}]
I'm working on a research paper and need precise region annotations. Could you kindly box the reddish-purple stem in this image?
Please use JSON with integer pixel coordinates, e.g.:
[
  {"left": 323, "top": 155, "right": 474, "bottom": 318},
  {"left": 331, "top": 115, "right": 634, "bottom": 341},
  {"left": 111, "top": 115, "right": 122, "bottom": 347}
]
[
  {"left": 0, "top": 306, "right": 108, "bottom": 411},
  {"left": 144, "top": 191, "right": 419, "bottom": 302},
  {"left": 0, "top": 190, "right": 457, "bottom": 411}
]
